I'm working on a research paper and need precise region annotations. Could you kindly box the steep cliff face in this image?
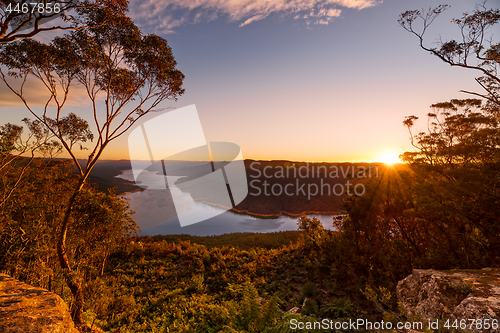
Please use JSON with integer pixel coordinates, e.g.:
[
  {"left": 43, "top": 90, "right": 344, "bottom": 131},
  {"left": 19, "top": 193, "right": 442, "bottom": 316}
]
[
  {"left": 397, "top": 268, "right": 500, "bottom": 333},
  {"left": 0, "top": 273, "right": 79, "bottom": 333}
]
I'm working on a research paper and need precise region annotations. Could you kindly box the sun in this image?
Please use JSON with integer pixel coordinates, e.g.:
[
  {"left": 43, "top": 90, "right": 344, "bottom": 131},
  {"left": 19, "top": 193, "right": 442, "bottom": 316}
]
[{"left": 379, "top": 151, "right": 400, "bottom": 164}]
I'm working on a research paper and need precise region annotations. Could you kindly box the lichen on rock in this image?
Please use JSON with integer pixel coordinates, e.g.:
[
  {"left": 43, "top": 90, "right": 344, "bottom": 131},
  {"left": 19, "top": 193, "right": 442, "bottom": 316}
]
[
  {"left": 397, "top": 268, "right": 500, "bottom": 333},
  {"left": 0, "top": 273, "right": 79, "bottom": 333}
]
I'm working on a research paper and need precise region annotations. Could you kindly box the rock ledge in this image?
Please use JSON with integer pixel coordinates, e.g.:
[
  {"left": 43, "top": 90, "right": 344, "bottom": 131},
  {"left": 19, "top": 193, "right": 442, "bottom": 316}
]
[
  {"left": 397, "top": 268, "right": 500, "bottom": 332},
  {"left": 0, "top": 273, "right": 79, "bottom": 333}
]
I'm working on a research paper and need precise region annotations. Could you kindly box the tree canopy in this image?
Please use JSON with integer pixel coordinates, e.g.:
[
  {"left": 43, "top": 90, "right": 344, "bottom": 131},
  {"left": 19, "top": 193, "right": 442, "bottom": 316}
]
[
  {"left": 0, "top": 6, "right": 185, "bottom": 327},
  {"left": 0, "top": 0, "right": 128, "bottom": 43},
  {"left": 337, "top": 2, "right": 500, "bottom": 269}
]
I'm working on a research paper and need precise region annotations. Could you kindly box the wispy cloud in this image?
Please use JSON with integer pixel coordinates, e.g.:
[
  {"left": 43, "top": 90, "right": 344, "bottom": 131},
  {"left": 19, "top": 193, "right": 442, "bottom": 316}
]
[{"left": 129, "top": 0, "right": 381, "bottom": 33}]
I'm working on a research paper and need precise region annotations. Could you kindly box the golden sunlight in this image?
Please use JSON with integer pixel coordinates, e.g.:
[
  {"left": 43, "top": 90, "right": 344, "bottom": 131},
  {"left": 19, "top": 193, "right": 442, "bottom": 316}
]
[{"left": 379, "top": 151, "right": 400, "bottom": 164}]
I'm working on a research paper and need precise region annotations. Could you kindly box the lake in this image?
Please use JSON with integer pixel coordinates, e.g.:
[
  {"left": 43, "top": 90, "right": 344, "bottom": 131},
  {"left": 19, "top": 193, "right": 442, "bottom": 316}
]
[{"left": 116, "top": 169, "right": 339, "bottom": 236}]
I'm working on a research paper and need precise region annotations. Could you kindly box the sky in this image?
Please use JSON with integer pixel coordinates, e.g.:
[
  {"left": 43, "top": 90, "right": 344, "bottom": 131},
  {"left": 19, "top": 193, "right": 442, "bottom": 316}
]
[{"left": 0, "top": 0, "right": 497, "bottom": 162}]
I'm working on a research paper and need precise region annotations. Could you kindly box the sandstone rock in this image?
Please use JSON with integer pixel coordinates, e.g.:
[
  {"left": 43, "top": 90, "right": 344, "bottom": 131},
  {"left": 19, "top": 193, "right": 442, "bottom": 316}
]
[
  {"left": 397, "top": 268, "right": 500, "bottom": 333},
  {"left": 0, "top": 273, "right": 79, "bottom": 333}
]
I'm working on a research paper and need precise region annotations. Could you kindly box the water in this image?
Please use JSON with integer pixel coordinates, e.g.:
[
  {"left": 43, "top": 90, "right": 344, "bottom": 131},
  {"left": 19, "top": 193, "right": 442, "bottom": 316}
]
[{"left": 117, "top": 169, "right": 339, "bottom": 236}]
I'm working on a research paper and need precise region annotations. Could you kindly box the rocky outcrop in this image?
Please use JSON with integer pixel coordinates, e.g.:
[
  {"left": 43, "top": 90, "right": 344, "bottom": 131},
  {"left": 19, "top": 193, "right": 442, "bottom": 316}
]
[
  {"left": 397, "top": 268, "right": 500, "bottom": 332},
  {"left": 0, "top": 273, "right": 79, "bottom": 333}
]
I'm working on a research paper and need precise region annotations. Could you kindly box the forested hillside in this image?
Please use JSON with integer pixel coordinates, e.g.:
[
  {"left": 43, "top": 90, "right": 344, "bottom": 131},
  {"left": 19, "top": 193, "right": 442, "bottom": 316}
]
[{"left": 0, "top": 1, "right": 499, "bottom": 332}]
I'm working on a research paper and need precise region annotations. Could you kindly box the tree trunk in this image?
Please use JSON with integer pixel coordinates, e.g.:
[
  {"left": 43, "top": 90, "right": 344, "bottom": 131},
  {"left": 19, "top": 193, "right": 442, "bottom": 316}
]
[
  {"left": 100, "top": 253, "right": 107, "bottom": 277},
  {"left": 56, "top": 180, "right": 86, "bottom": 328}
]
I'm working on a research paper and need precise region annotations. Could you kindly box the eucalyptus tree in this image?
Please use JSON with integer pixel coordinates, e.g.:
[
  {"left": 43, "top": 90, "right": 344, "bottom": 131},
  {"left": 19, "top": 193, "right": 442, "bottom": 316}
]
[
  {"left": 397, "top": 3, "right": 500, "bottom": 266},
  {"left": 398, "top": 3, "right": 499, "bottom": 109},
  {"left": 0, "top": 9, "right": 184, "bottom": 325},
  {"left": 0, "top": 118, "right": 62, "bottom": 208},
  {"left": 0, "top": 0, "right": 128, "bottom": 44}
]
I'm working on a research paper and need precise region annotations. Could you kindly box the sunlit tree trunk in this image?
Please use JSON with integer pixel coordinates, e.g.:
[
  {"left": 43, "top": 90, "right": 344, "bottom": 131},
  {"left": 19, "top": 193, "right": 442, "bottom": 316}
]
[{"left": 57, "top": 179, "right": 86, "bottom": 326}]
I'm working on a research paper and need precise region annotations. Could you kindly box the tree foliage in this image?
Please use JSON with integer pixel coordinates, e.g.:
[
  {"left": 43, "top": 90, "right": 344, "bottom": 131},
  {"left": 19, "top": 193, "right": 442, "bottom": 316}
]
[
  {"left": 399, "top": 2, "right": 500, "bottom": 266},
  {"left": 401, "top": 98, "right": 500, "bottom": 266},
  {"left": 0, "top": 0, "right": 128, "bottom": 44},
  {"left": 0, "top": 118, "right": 62, "bottom": 208},
  {"left": 337, "top": 2, "right": 500, "bottom": 272},
  {"left": 332, "top": 3, "right": 500, "bottom": 282},
  {"left": 398, "top": 2, "right": 500, "bottom": 110},
  {"left": 0, "top": 6, "right": 184, "bottom": 326},
  {"left": 0, "top": 157, "right": 137, "bottom": 295}
]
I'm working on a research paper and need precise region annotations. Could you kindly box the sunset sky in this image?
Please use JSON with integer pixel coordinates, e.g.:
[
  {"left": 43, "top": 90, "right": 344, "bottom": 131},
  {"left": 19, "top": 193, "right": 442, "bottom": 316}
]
[{"left": 1, "top": 0, "right": 496, "bottom": 162}]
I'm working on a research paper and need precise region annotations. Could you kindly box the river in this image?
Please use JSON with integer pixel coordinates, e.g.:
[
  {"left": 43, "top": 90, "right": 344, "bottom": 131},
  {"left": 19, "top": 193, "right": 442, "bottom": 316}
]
[{"left": 116, "top": 169, "right": 339, "bottom": 236}]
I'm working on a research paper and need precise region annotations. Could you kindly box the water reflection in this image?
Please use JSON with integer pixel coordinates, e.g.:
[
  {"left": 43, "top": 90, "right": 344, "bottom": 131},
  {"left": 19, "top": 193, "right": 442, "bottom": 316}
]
[{"left": 117, "top": 169, "right": 338, "bottom": 236}]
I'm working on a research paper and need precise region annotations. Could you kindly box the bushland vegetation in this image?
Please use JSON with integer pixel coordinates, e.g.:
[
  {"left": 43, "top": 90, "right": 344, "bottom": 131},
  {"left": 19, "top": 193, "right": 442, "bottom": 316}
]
[{"left": 0, "top": 2, "right": 499, "bottom": 332}]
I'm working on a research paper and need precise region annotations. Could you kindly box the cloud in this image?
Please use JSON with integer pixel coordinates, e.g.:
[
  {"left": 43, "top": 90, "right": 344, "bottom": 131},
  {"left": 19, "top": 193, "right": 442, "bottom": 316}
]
[
  {"left": 129, "top": 0, "right": 381, "bottom": 33},
  {"left": 239, "top": 14, "right": 266, "bottom": 27},
  {"left": 326, "top": 8, "right": 342, "bottom": 17}
]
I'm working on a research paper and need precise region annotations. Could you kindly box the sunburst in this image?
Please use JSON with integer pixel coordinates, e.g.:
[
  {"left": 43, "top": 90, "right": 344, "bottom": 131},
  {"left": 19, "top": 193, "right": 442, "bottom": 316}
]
[{"left": 379, "top": 151, "right": 400, "bottom": 164}]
